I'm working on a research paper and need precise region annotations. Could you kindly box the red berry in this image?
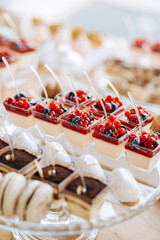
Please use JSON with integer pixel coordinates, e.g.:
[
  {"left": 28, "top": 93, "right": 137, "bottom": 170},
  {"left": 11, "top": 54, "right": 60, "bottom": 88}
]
[
  {"left": 99, "top": 124, "right": 105, "bottom": 133},
  {"left": 84, "top": 119, "right": 89, "bottom": 126},
  {"left": 128, "top": 114, "right": 139, "bottom": 124},
  {"left": 125, "top": 110, "right": 131, "bottom": 117},
  {"left": 105, "top": 122, "right": 113, "bottom": 130},
  {"left": 6, "top": 97, "right": 14, "bottom": 104},
  {"left": 79, "top": 96, "right": 87, "bottom": 103},
  {"left": 105, "top": 103, "right": 112, "bottom": 113},
  {"left": 130, "top": 108, "right": 136, "bottom": 114},
  {"left": 75, "top": 109, "right": 82, "bottom": 115},
  {"left": 35, "top": 103, "right": 44, "bottom": 113},
  {"left": 114, "top": 97, "right": 119, "bottom": 102},
  {"left": 49, "top": 111, "right": 56, "bottom": 117},
  {"left": 137, "top": 106, "right": 143, "bottom": 110},
  {"left": 70, "top": 113, "right": 76, "bottom": 120},
  {"left": 140, "top": 135, "right": 147, "bottom": 143},
  {"left": 57, "top": 109, "right": 64, "bottom": 115},
  {"left": 138, "top": 110, "right": 143, "bottom": 116},
  {"left": 18, "top": 100, "right": 23, "bottom": 108},
  {"left": 142, "top": 130, "right": 147, "bottom": 135},
  {"left": 106, "top": 95, "right": 112, "bottom": 102},
  {"left": 118, "top": 101, "right": 123, "bottom": 107},
  {"left": 109, "top": 115, "right": 116, "bottom": 122},
  {"left": 82, "top": 113, "right": 88, "bottom": 119},
  {"left": 118, "top": 127, "right": 126, "bottom": 136},
  {"left": 148, "top": 137, "right": 155, "bottom": 144},
  {"left": 114, "top": 120, "right": 121, "bottom": 129},
  {"left": 129, "top": 133, "right": 137, "bottom": 142},
  {"left": 23, "top": 102, "right": 30, "bottom": 109}
]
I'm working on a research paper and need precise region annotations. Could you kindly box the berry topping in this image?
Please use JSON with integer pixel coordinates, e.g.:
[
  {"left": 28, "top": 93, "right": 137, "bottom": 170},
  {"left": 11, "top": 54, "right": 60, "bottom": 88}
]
[
  {"left": 127, "top": 132, "right": 160, "bottom": 152},
  {"left": 93, "top": 95, "right": 123, "bottom": 114},
  {"left": 35, "top": 103, "right": 45, "bottom": 113},
  {"left": 64, "top": 110, "right": 94, "bottom": 128},
  {"left": 66, "top": 90, "right": 91, "bottom": 104},
  {"left": 125, "top": 107, "right": 153, "bottom": 124},
  {"left": 4, "top": 94, "right": 33, "bottom": 112},
  {"left": 8, "top": 39, "right": 35, "bottom": 53},
  {"left": 94, "top": 116, "right": 128, "bottom": 139}
]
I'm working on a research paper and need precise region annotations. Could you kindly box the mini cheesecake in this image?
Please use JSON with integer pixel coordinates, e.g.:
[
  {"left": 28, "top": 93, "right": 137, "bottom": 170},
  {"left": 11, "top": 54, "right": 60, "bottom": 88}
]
[
  {"left": 125, "top": 131, "right": 160, "bottom": 171},
  {"left": 88, "top": 95, "right": 124, "bottom": 117},
  {"left": 92, "top": 115, "right": 135, "bottom": 159},
  {"left": 57, "top": 89, "right": 92, "bottom": 108},
  {"left": 3, "top": 93, "right": 36, "bottom": 129},
  {"left": 121, "top": 106, "right": 154, "bottom": 132},
  {"left": 7, "top": 39, "right": 36, "bottom": 70},
  {"left": 0, "top": 50, "right": 17, "bottom": 78},
  {"left": 32, "top": 99, "right": 69, "bottom": 137},
  {"left": 61, "top": 109, "right": 100, "bottom": 147}
]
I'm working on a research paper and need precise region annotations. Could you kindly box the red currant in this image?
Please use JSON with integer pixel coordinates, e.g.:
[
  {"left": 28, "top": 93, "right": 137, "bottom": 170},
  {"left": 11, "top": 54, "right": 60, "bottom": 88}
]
[
  {"left": 35, "top": 103, "right": 44, "bottom": 113},
  {"left": 114, "top": 120, "right": 121, "bottom": 129},
  {"left": 49, "top": 111, "right": 56, "bottom": 117},
  {"left": 125, "top": 110, "right": 131, "bottom": 117},
  {"left": 118, "top": 127, "right": 126, "bottom": 136},
  {"left": 106, "top": 95, "right": 112, "bottom": 102},
  {"left": 57, "top": 109, "right": 64, "bottom": 115},
  {"left": 105, "top": 122, "right": 113, "bottom": 130},
  {"left": 75, "top": 109, "right": 82, "bottom": 115},
  {"left": 109, "top": 115, "right": 116, "bottom": 122}
]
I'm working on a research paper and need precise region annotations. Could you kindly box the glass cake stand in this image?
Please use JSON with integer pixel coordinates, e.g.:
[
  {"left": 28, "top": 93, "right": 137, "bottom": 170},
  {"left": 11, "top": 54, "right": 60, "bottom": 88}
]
[{"left": 0, "top": 175, "right": 158, "bottom": 240}]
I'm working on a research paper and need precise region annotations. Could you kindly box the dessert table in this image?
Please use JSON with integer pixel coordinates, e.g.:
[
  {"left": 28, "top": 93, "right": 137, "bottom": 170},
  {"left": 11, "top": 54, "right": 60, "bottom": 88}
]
[{"left": 0, "top": 200, "right": 159, "bottom": 240}]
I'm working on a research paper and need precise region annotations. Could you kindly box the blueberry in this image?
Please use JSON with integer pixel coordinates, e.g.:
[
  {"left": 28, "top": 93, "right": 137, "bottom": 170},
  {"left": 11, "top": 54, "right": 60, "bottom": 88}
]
[
  {"left": 105, "top": 129, "right": 113, "bottom": 136},
  {"left": 72, "top": 116, "right": 80, "bottom": 124},
  {"left": 68, "top": 91, "right": 75, "bottom": 100},
  {"left": 19, "top": 92, "right": 27, "bottom": 98},
  {"left": 29, "top": 99, "right": 37, "bottom": 106},
  {"left": 14, "top": 94, "right": 19, "bottom": 99},
  {"left": 111, "top": 102, "right": 118, "bottom": 112},
  {"left": 89, "top": 112, "right": 94, "bottom": 121},
  {"left": 43, "top": 107, "right": 50, "bottom": 115},
  {"left": 142, "top": 113, "right": 149, "bottom": 122},
  {"left": 60, "top": 105, "right": 68, "bottom": 112},
  {"left": 14, "top": 42, "right": 22, "bottom": 50},
  {"left": 132, "top": 138, "right": 140, "bottom": 145}
]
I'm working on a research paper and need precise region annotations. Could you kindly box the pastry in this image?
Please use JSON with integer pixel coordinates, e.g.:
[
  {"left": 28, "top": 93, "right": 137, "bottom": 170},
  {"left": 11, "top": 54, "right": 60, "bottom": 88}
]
[
  {"left": 33, "top": 99, "right": 69, "bottom": 137},
  {"left": 92, "top": 115, "right": 134, "bottom": 159},
  {"left": 3, "top": 93, "right": 36, "bottom": 129},
  {"left": 0, "top": 130, "right": 39, "bottom": 173},
  {"left": 62, "top": 154, "right": 108, "bottom": 220},
  {"left": 125, "top": 131, "right": 160, "bottom": 170},
  {"left": 61, "top": 109, "right": 100, "bottom": 147},
  {"left": 110, "top": 168, "right": 140, "bottom": 206},
  {"left": 0, "top": 172, "right": 26, "bottom": 218},
  {"left": 35, "top": 141, "right": 74, "bottom": 199},
  {"left": 16, "top": 180, "right": 53, "bottom": 222}
]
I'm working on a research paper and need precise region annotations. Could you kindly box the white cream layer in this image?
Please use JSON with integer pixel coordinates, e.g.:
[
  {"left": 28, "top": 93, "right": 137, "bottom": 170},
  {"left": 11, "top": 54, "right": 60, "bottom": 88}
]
[
  {"left": 7, "top": 111, "right": 35, "bottom": 129},
  {"left": 36, "top": 118, "right": 63, "bottom": 137}
]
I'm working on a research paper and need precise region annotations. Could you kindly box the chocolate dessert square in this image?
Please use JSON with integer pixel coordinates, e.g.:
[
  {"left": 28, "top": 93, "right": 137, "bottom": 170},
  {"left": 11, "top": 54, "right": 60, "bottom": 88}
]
[
  {"left": 0, "top": 148, "right": 37, "bottom": 174},
  {"left": 0, "top": 139, "right": 8, "bottom": 150},
  {"left": 62, "top": 174, "right": 109, "bottom": 220},
  {"left": 34, "top": 165, "right": 74, "bottom": 198}
]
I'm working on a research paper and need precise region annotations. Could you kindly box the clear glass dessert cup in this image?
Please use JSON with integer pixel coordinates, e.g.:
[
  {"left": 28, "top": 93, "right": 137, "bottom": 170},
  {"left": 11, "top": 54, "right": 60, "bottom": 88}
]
[
  {"left": 92, "top": 125, "right": 137, "bottom": 159},
  {"left": 125, "top": 139, "right": 160, "bottom": 171}
]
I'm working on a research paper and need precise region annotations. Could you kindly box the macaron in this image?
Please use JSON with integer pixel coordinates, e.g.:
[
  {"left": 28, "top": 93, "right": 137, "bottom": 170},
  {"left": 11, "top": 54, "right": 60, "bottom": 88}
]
[
  {"left": 16, "top": 180, "right": 53, "bottom": 222},
  {"left": 0, "top": 172, "right": 26, "bottom": 217}
]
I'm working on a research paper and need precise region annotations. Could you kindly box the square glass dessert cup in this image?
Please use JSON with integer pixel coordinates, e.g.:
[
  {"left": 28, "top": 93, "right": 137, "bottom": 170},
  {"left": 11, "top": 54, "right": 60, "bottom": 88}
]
[
  {"left": 32, "top": 98, "right": 73, "bottom": 137},
  {"left": 125, "top": 135, "right": 160, "bottom": 171},
  {"left": 92, "top": 121, "right": 137, "bottom": 159},
  {"left": 119, "top": 106, "right": 154, "bottom": 132},
  {"left": 61, "top": 109, "right": 102, "bottom": 147},
  {"left": 34, "top": 164, "right": 75, "bottom": 200},
  {"left": 3, "top": 101, "right": 35, "bottom": 129},
  {"left": 0, "top": 146, "right": 39, "bottom": 175},
  {"left": 61, "top": 173, "right": 109, "bottom": 220},
  {"left": 56, "top": 89, "right": 93, "bottom": 108}
]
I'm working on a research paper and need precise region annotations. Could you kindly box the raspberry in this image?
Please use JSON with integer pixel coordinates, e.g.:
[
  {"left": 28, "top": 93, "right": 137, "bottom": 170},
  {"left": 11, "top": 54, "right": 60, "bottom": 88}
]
[
  {"left": 105, "top": 122, "right": 113, "bottom": 130},
  {"left": 106, "top": 95, "right": 112, "bottom": 102},
  {"left": 114, "top": 120, "right": 121, "bottom": 129},
  {"left": 109, "top": 115, "right": 116, "bottom": 122},
  {"left": 128, "top": 114, "right": 139, "bottom": 124},
  {"left": 35, "top": 103, "right": 44, "bottom": 113}
]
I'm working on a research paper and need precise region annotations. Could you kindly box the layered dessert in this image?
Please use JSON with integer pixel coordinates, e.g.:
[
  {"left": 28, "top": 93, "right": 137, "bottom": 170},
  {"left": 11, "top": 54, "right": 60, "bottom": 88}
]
[
  {"left": 88, "top": 95, "right": 124, "bottom": 117},
  {"left": 32, "top": 99, "right": 69, "bottom": 136},
  {"left": 110, "top": 168, "right": 140, "bottom": 206},
  {"left": 0, "top": 51, "right": 17, "bottom": 78},
  {"left": 0, "top": 131, "right": 39, "bottom": 173},
  {"left": 62, "top": 154, "right": 108, "bottom": 220},
  {"left": 61, "top": 109, "right": 100, "bottom": 147},
  {"left": 57, "top": 89, "right": 92, "bottom": 107},
  {"left": 92, "top": 115, "right": 134, "bottom": 159},
  {"left": 121, "top": 106, "right": 154, "bottom": 131},
  {"left": 35, "top": 141, "right": 74, "bottom": 198},
  {"left": 125, "top": 131, "right": 160, "bottom": 171},
  {"left": 7, "top": 38, "right": 36, "bottom": 70},
  {"left": 3, "top": 93, "right": 36, "bottom": 129}
]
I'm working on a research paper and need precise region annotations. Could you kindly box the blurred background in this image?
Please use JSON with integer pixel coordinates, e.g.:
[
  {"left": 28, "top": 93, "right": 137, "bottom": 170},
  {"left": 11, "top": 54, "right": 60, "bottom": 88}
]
[{"left": 0, "top": 0, "right": 160, "bottom": 112}]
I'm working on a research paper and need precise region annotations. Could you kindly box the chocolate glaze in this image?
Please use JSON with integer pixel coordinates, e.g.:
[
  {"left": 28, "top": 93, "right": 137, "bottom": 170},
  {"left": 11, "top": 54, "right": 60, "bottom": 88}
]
[
  {"left": 36, "top": 165, "right": 73, "bottom": 184},
  {"left": 0, "top": 149, "right": 36, "bottom": 170},
  {"left": 0, "top": 140, "right": 8, "bottom": 150},
  {"left": 66, "top": 177, "right": 107, "bottom": 204}
]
